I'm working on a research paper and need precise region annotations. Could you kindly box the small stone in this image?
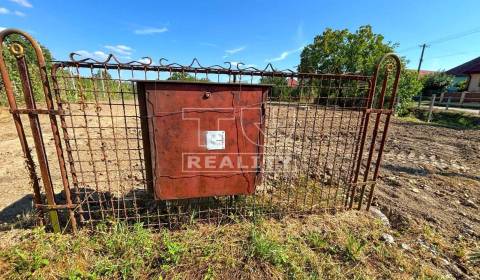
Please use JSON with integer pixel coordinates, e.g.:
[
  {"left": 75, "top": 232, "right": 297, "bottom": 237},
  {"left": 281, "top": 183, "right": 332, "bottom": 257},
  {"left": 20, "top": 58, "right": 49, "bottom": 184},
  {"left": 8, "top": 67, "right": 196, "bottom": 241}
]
[
  {"left": 411, "top": 188, "right": 420, "bottom": 193},
  {"left": 400, "top": 243, "right": 411, "bottom": 251},
  {"left": 370, "top": 207, "right": 390, "bottom": 228},
  {"left": 462, "top": 199, "right": 478, "bottom": 209},
  {"left": 380, "top": 233, "right": 395, "bottom": 244}
]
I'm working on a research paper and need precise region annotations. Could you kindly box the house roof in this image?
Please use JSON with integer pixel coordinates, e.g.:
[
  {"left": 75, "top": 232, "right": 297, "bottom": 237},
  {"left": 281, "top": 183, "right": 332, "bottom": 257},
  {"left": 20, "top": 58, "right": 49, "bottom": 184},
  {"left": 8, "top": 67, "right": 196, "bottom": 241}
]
[
  {"left": 446, "top": 56, "right": 480, "bottom": 75},
  {"left": 418, "top": 70, "right": 436, "bottom": 76}
]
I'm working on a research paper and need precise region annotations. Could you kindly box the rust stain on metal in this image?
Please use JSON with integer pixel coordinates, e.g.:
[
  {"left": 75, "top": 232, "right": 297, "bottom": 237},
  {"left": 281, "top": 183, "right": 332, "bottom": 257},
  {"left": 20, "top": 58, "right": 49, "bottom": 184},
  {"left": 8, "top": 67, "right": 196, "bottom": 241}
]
[{"left": 139, "top": 81, "right": 269, "bottom": 200}]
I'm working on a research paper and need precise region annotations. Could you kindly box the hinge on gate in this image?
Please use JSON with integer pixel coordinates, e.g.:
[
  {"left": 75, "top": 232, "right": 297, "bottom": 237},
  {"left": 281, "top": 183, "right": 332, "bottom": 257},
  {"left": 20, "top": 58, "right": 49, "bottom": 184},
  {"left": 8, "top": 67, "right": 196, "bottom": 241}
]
[
  {"left": 9, "top": 108, "right": 63, "bottom": 115},
  {"left": 364, "top": 108, "right": 393, "bottom": 114}
]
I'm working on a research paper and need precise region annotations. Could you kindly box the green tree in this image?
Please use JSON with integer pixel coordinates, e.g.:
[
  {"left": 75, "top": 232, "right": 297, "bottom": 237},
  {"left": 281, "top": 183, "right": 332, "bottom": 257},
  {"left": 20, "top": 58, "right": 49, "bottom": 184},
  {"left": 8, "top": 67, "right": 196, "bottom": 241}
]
[
  {"left": 0, "top": 34, "right": 53, "bottom": 106},
  {"left": 167, "top": 72, "right": 209, "bottom": 82},
  {"left": 260, "top": 76, "right": 299, "bottom": 101},
  {"left": 299, "top": 25, "right": 396, "bottom": 74},
  {"left": 421, "top": 72, "right": 453, "bottom": 96},
  {"left": 396, "top": 70, "right": 423, "bottom": 116},
  {"left": 299, "top": 25, "right": 422, "bottom": 111}
]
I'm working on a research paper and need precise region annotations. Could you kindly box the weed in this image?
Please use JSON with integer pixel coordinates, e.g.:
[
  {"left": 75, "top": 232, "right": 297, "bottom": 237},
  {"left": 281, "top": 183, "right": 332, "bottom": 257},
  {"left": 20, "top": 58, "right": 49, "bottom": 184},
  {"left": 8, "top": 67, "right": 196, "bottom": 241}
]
[
  {"left": 92, "top": 222, "right": 155, "bottom": 279},
  {"left": 160, "top": 230, "right": 185, "bottom": 269},
  {"left": 344, "top": 233, "right": 366, "bottom": 262}
]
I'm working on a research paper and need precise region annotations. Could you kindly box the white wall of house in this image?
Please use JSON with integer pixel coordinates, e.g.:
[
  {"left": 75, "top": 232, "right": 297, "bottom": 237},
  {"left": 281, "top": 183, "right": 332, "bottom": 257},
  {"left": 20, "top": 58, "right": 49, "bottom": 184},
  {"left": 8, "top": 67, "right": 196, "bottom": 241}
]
[{"left": 468, "top": 73, "right": 480, "bottom": 92}]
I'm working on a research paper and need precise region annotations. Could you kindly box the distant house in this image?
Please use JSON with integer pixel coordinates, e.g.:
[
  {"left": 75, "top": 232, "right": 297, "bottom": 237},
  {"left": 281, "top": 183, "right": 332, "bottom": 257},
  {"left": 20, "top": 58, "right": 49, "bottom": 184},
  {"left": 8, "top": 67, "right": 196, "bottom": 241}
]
[
  {"left": 418, "top": 70, "right": 436, "bottom": 77},
  {"left": 446, "top": 56, "right": 480, "bottom": 92},
  {"left": 287, "top": 77, "right": 298, "bottom": 87}
]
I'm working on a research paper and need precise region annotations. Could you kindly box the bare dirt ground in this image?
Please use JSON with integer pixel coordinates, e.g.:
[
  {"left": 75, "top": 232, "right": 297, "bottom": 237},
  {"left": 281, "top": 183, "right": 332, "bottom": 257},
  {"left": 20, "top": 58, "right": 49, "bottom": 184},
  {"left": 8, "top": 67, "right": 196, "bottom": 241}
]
[{"left": 378, "top": 118, "right": 480, "bottom": 239}]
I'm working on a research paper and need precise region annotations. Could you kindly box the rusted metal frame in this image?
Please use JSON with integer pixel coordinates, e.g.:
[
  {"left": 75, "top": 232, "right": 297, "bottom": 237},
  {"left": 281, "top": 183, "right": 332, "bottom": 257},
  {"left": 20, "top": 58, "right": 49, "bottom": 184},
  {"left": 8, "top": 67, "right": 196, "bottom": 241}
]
[
  {"left": 126, "top": 67, "right": 140, "bottom": 222},
  {"left": 0, "top": 58, "right": 45, "bottom": 227},
  {"left": 356, "top": 69, "right": 389, "bottom": 210},
  {"left": 88, "top": 65, "right": 116, "bottom": 217},
  {"left": 13, "top": 48, "right": 63, "bottom": 232},
  {"left": 0, "top": 29, "right": 77, "bottom": 232},
  {"left": 54, "top": 61, "right": 372, "bottom": 81},
  {"left": 319, "top": 78, "right": 337, "bottom": 208},
  {"left": 348, "top": 79, "right": 377, "bottom": 209},
  {"left": 34, "top": 60, "right": 78, "bottom": 233},
  {"left": 310, "top": 78, "right": 329, "bottom": 209},
  {"left": 325, "top": 78, "right": 345, "bottom": 208},
  {"left": 343, "top": 83, "right": 371, "bottom": 208},
  {"left": 336, "top": 82, "right": 363, "bottom": 207},
  {"left": 366, "top": 55, "right": 401, "bottom": 210},
  {"left": 294, "top": 80, "right": 317, "bottom": 208},
  {"left": 132, "top": 69, "right": 149, "bottom": 195},
  {"left": 270, "top": 77, "right": 290, "bottom": 205},
  {"left": 301, "top": 79, "right": 322, "bottom": 207},
  {"left": 287, "top": 77, "right": 308, "bottom": 205},
  {"left": 267, "top": 84, "right": 284, "bottom": 207},
  {"left": 18, "top": 38, "right": 77, "bottom": 232},
  {"left": 10, "top": 108, "right": 63, "bottom": 115},
  {"left": 281, "top": 76, "right": 300, "bottom": 208},
  {"left": 51, "top": 64, "right": 85, "bottom": 226},
  {"left": 330, "top": 79, "right": 350, "bottom": 209},
  {"left": 259, "top": 74, "right": 272, "bottom": 201},
  {"left": 137, "top": 82, "right": 154, "bottom": 194},
  {"left": 72, "top": 64, "right": 107, "bottom": 223},
  {"left": 57, "top": 70, "right": 91, "bottom": 224}
]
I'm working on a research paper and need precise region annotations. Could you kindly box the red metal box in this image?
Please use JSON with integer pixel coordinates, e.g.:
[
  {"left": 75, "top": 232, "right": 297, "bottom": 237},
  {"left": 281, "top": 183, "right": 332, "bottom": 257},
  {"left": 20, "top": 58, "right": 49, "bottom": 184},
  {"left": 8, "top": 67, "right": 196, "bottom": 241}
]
[{"left": 138, "top": 81, "right": 269, "bottom": 200}]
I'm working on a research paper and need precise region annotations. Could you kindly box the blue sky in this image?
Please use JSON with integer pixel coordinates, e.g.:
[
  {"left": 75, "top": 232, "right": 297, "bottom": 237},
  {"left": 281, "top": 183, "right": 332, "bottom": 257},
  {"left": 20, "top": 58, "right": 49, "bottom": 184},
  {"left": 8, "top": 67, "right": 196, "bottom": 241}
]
[{"left": 1, "top": 0, "right": 479, "bottom": 71}]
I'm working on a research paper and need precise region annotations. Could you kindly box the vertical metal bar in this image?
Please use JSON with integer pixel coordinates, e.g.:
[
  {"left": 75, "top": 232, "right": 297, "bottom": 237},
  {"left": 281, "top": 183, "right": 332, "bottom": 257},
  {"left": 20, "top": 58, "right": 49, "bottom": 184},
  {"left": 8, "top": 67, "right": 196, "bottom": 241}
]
[
  {"left": 366, "top": 56, "right": 401, "bottom": 210},
  {"left": 0, "top": 38, "right": 45, "bottom": 226},
  {"left": 51, "top": 64, "right": 85, "bottom": 225},
  {"left": 13, "top": 46, "right": 61, "bottom": 233},
  {"left": 356, "top": 70, "right": 389, "bottom": 210},
  {"left": 137, "top": 82, "right": 154, "bottom": 193}
]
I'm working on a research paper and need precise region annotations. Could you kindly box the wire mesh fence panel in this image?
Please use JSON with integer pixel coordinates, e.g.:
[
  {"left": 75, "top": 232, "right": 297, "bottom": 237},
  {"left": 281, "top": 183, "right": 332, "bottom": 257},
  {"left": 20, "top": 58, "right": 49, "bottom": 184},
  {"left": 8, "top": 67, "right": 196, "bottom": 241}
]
[{"left": 0, "top": 29, "right": 401, "bottom": 232}]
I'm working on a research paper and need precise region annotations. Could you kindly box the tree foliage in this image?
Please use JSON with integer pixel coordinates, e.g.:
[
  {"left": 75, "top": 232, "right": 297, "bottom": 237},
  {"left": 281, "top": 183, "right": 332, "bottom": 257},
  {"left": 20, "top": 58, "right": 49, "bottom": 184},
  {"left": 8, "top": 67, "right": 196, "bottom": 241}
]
[
  {"left": 420, "top": 72, "right": 453, "bottom": 95},
  {"left": 299, "top": 25, "right": 396, "bottom": 75},
  {"left": 299, "top": 25, "right": 423, "bottom": 112},
  {"left": 396, "top": 70, "right": 423, "bottom": 116},
  {"left": 0, "top": 34, "right": 53, "bottom": 106},
  {"left": 167, "top": 72, "right": 209, "bottom": 82},
  {"left": 259, "top": 76, "right": 299, "bottom": 101}
]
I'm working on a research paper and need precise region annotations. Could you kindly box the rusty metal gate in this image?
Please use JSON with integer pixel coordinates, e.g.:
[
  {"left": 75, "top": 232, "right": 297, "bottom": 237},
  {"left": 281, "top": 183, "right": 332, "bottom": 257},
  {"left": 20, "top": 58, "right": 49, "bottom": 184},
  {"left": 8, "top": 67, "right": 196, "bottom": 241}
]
[{"left": 0, "top": 29, "right": 401, "bottom": 232}]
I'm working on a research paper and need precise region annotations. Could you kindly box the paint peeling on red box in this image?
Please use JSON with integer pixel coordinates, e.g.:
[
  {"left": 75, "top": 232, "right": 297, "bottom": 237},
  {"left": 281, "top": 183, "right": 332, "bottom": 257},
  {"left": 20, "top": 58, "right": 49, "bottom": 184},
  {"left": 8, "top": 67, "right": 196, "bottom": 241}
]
[{"left": 138, "top": 81, "right": 269, "bottom": 200}]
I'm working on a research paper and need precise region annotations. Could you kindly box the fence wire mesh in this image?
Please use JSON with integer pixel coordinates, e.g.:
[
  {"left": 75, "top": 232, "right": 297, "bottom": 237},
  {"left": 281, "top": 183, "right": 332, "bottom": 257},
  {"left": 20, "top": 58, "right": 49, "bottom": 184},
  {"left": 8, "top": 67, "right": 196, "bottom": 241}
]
[{"left": 0, "top": 29, "right": 401, "bottom": 232}]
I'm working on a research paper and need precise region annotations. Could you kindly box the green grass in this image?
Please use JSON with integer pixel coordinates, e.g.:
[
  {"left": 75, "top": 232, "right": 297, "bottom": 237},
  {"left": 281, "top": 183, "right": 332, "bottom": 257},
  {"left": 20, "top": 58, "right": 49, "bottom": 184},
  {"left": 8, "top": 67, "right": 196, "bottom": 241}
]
[
  {"left": 400, "top": 108, "right": 480, "bottom": 129},
  {"left": 0, "top": 212, "right": 460, "bottom": 279}
]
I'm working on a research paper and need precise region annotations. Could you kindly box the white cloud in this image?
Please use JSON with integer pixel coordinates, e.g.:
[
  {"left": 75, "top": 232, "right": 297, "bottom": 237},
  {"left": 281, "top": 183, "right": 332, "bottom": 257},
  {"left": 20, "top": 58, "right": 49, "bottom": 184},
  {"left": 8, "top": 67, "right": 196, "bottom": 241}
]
[
  {"left": 200, "top": 42, "right": 217, "bottom": 47},
  {"left": 75, "top": 50, "right": 109, "bottom": 61},
  {"left": 9, "top": 0, "right": 32, "bottom": 8},
  {"left": 266, "top": 46, "right": 304, "bottom": 62},
  {"left": 105, "top": 44, "right": 133, "bottom": 56},
  {"left": 225, "top": 46, "right": 246, "bottom": 55},
  {"left": 0, "top": 27, "right": 6, "bottom": 31},
  {"left": 14, "top": 10, "right": 25, "bottom": 16},
  {"left": 228, "top": 61, "right": 256, "bottom": 68},
  {"left": 138, "top": 58, "right": 151, "bottom": 64},
  {"left": 0, "top": 7, "right": 10, "bottom": 14},
  {"left": 134, "top": 27, "right": 168, "bottom": 35}
]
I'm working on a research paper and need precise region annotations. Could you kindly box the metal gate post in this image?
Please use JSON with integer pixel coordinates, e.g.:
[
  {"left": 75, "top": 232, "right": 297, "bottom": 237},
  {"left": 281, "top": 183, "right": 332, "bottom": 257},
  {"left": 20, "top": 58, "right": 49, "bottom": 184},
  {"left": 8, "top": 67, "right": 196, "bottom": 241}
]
[
  {"left": 348, "top": 53, "right": 401, "bottom": 210},
  {"left": 0, "top": 29, "right": 78, "bottom": 232},
  {"left": 365, "top": 55, "right": 401, "bottom": 210},
  {"left": 0, "top": 38, "right": 46, "bottom": 227}
]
